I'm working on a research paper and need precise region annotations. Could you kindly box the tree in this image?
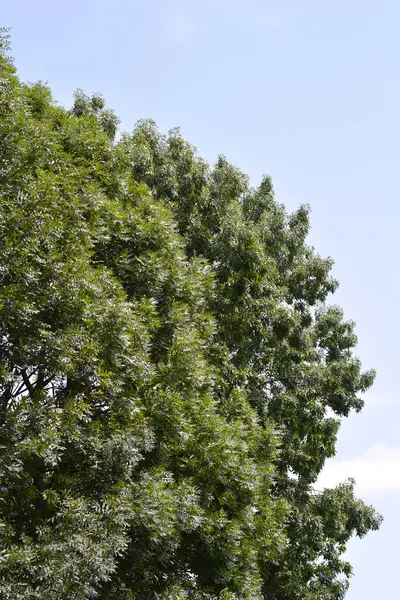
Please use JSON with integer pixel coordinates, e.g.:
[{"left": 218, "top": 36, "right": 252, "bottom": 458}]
[{"left": 0, "top": 30, "right": 381, "bottom": 599}]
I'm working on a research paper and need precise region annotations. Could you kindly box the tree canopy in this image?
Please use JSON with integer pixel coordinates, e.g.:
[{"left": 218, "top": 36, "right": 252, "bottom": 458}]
[{"left": 0, "top": 30, "right": 381, "bottom": 599}]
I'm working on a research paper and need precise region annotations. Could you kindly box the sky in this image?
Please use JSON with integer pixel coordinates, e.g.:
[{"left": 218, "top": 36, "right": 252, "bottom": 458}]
[{"left": 2, "top": 0, "right": 399, "bottom": 597}]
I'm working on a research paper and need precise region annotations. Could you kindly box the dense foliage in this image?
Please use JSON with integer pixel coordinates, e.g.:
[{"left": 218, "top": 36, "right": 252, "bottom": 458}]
[{"left": 0, "top": 30, "right": 381, "bottom": 599}]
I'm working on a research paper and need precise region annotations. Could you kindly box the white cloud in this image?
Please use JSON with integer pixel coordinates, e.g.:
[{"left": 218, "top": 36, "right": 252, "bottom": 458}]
[
  {"left": 164, "top": 0, "right": 195, "bottom": 43},
  {"left": 350, "top": 385, "right": 397, "bottom": 410},
  {"left": 317, "top": 444, "right": 400, "bottom": 495},
  {"left": 363, "top": 392, "right": 397, "bottom": 408}
]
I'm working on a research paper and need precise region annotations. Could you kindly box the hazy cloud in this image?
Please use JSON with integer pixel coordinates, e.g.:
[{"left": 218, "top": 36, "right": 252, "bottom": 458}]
[{"left": 318, "top": 444, "right": 400, "bottom": 495}]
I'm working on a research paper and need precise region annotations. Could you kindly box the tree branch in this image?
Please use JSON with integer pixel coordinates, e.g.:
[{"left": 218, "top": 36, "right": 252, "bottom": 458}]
[{"left": 21, "top": 369, "right": 35, "bottom": 398}]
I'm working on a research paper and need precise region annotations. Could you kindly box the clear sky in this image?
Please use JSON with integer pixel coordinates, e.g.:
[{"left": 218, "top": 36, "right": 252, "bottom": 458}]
[{"left": 2, "top": 1, "right": 399, "bottom": 597}]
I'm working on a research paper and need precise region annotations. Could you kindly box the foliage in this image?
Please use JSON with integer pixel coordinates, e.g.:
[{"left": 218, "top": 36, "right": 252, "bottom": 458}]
[{"left": 0, "top": 31, "right": 381, "bottom": 599}]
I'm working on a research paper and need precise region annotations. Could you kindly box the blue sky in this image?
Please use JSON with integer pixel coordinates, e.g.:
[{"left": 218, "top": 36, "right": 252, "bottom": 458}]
[{"left": 3, "top": 0, "right": 399, "bottom": 597}]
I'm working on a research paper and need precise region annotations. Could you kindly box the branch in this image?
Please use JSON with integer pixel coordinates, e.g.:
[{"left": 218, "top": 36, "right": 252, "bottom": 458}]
[
  {"left": 42, "top": 374, "right": 55, "bottom": 389},
  {"left": 21, "top": 369, "right": 35, "bottom": 398},
  {"left": 0, "top": 384, "right": 12, "bottom": 410}
]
